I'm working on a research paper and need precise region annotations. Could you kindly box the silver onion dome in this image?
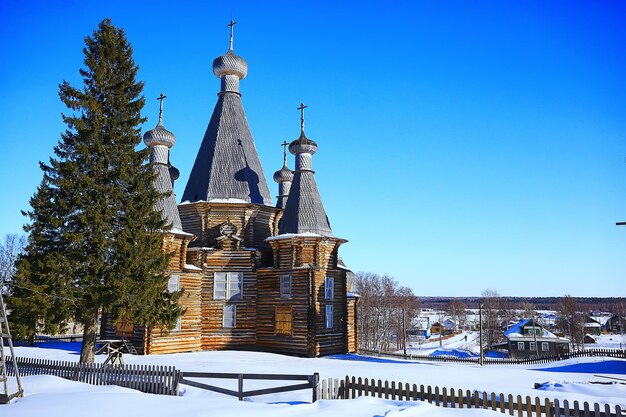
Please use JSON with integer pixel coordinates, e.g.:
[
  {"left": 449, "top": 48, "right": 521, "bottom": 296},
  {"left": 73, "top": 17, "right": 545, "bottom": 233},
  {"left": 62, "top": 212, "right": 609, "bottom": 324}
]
[
  {"left": 273, "top": 164, "right": 294, "bottom": 183},
  {"left": 289, "top": 131, "right": 318, "bottom": 155},
  {"left": 213, "top": 50, "right": 248, "bottom": 80},
  {"left": 143, "top": 122, "right": 176, "bottom": 148}
]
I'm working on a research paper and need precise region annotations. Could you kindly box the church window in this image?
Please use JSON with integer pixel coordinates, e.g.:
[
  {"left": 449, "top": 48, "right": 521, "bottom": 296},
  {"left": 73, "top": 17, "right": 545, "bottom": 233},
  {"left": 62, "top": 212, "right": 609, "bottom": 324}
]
[
  {"left": 275, "top": 305, "right": 293, "bottom": 336},
  {"left": 280, "top": 275, "right": 291, "bottom": 298},
  {"left": 214, "top": 272, "right": 243, "bottom": 300},
  {"left": 326, "top": 304, "right": 333, "bottom": 329},
  {"left": 223, "top": 304, "right": 236, "bottom": 328},
  {"left": 168, "top": 274, "right": 180, "bottom": 292},
  {"left": 325, "top": 277, "right": 334, "bottom": 300}
]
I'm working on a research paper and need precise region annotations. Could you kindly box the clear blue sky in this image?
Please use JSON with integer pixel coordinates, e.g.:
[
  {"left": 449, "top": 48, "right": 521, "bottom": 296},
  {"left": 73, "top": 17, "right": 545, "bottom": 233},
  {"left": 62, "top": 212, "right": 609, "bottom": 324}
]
[{"left": 1, "top": 1, "right": 625, "bottom": 297}]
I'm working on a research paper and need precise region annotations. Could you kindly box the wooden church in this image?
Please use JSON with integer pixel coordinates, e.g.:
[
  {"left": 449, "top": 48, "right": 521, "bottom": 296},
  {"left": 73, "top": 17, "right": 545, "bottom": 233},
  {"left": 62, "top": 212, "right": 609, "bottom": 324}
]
[{"left": 101, "top": 23, "right": 359, "bottom": 357}]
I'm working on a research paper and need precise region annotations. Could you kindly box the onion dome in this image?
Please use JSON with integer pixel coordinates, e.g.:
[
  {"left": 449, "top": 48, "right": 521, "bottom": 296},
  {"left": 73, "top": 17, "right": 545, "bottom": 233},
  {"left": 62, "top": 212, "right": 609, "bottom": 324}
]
[
  {"left": 289, "top": 131, "right": 318, "bottom": 155},
  {"left": 143, "top": 93, "right": 176, "bottom": 148},
  {"left": 273, "top": 163, "right": 293, "bottom": 183},
  {"left": 168, "top": 155, "right": 180, "bottom": 183},
  {"left": 289, "top": 103, "right": 317, "bottom": 155},
  {"left": 143, "top": 122, "right": 176, "bottom": 148},
  {"left": 213, "top": 50, "right": 248, "bottom": 80}
]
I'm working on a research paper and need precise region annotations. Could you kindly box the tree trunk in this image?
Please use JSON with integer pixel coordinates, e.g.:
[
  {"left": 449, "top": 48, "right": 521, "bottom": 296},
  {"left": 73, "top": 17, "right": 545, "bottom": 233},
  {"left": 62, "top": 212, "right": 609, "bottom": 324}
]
[{"left": 80, "top": 309, "right": 99, "bottom": 363}]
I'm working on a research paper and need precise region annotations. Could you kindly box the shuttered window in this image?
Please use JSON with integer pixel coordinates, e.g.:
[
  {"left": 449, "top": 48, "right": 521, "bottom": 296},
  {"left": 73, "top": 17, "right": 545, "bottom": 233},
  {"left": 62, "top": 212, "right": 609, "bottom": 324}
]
[
  {"left": 280, "top": 275, "right": 291, "bottom": 298},
  {"left": 275, "top": 306, "right": 293, "bottom": 336},
  {"left": 168, "top": 274, "right": 180, "bottom": 292},
  {"left": 326, "top": 305, "right": 333, "bottom": 329},
  {"left": 115, "top": 320, "right": 134, "bottom": 337},
  {"left": 325, "top": 277, "right": 334, "bottom": 300},
  {"left": 214, "top": 272, "right": 243, "bottom": 300},
  {"left": 223, "top": 304, "right": 236, "bottom": 328}
]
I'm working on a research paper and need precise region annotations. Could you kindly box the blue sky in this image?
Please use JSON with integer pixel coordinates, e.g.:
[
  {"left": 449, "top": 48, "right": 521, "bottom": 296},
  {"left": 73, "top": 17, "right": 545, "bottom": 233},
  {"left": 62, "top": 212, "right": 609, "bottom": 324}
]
[{"left": 1, "top": 1, "right": 625, "bottom": 297}]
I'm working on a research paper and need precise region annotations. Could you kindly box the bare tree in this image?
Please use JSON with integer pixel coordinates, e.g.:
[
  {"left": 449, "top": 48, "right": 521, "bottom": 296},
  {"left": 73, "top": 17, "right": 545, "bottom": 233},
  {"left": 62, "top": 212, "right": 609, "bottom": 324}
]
[
  {"left": 446, "top": 300, "right": 467, "bottom": 331},
  {"left": 610, "top": 299, "right": 626, "bottom": 337},
  {"left": 0, "top": 233, "right": 27, "bottom": 289},
  {"left": 519, "top": 301, "right": 537, "bottom": 320},
  {"left": 353, "top": 272, "right": 419, "bottom": 352},
  {"left": 557, "top": 295, "right": 584, "bottom": 348},
  {"left": 481, "top": 288, "right": 503, "bottom": 349}
]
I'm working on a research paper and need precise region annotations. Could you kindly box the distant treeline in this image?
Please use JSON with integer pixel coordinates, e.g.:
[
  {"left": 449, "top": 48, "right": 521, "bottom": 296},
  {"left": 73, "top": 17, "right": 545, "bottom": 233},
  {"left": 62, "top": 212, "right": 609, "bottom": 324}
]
[{"left": 420, "top": 296, "right": 625, "bottom": 312}]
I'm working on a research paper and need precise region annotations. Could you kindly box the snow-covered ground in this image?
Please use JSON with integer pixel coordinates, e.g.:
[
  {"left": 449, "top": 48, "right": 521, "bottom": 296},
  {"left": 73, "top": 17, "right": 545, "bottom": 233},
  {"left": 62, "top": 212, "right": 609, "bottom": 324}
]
[
  {"left": 5, "top": 344, "right": 626, "bottom": 416},
  {"left": 587, "top": 334, "right": 626, "bottom": 350},
  {"left": 407, "top": 331, "right": 482, "bottom": 355}
]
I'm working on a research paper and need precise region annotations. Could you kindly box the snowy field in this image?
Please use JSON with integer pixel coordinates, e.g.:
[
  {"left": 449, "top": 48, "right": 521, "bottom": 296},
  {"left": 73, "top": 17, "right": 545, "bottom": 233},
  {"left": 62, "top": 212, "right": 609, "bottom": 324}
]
[{"left": 4, "top": 343, "right": 626, "bottom": 417}]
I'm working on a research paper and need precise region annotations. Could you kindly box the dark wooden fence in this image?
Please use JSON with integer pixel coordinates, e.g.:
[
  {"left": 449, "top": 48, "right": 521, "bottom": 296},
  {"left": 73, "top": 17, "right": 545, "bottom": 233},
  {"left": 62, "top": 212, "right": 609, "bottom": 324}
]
[
  {"left": 319, "top": 376, "right": 624, "bottom": 417},
  {"left": 10, "top": 335, "right": 84, "bottom": 345},
  {"left": 6, "top": 356, "right": 179, "bottom": 396},
  {"left": 359, "top": 348, "right": 626, "bottom": 365},
  {"left": 179, "top": 371, "right": 319, "bottom": 402}
]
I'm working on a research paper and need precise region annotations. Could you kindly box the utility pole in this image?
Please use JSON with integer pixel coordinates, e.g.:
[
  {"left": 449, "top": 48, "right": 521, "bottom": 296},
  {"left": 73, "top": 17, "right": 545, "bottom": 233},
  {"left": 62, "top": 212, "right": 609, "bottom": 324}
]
[
  {"left": 479, "top": 303, "right": 484, "bottom": 366},
  {"left": 402, "top": 307, "right": 407, "bottom": 357}
]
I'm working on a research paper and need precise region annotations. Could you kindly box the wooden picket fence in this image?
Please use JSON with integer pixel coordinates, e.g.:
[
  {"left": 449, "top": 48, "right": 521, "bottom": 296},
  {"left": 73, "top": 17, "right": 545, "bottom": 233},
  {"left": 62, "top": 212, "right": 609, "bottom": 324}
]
[
  {"left": 6, "top": 356, "right": 179, "bottom": 396},
  {"left": 317, "top": 376, "right": 624, "bottom": 417},
  {"left": 360, "top": 348, "right": 626, "bottom": 365}
]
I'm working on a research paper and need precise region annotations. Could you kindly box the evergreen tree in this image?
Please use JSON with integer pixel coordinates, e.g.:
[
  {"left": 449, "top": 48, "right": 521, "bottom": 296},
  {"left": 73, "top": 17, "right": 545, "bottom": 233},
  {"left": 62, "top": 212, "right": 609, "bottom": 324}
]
[{"left": 8, "top": 19, "right": 182, "bottom": 363}]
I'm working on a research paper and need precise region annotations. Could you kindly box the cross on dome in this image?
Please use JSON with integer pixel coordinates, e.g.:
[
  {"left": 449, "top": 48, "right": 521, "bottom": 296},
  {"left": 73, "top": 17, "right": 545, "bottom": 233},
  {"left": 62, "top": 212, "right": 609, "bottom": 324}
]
[
  {"left": 157, "top": 92, "right": 167, "bottom": 124},
  {"left": 297, "top": 103, "right": 308, "bottom": 133},
  {"left": 227, "top": 19, "right": 237, "bottom": 51},
  {"left": 281, "top": 140, "right": 289, "bottom": 165}
]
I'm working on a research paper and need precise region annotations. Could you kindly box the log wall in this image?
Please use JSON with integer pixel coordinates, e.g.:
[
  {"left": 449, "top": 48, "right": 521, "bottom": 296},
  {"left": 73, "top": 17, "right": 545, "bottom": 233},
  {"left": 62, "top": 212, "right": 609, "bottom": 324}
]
[
  {"left": 145, "top": 270, "right": 203, "bottom": 354},
  {"left": 194, "top": 248, "right": 259, "bottom": 350}
]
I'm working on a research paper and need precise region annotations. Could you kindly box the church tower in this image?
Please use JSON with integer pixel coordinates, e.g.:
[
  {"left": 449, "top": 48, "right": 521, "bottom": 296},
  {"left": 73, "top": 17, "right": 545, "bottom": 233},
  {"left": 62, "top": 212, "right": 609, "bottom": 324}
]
[
  {"left": 143, "top": 93, "right": 184, "bottom": 231},
  {"left": 182, "top": 21, "right": 272, "bottom": 205},
  {"left": 278, "top": 104, "right": 332, "bottom": 236},
  {"left": 258, "top": 104, "right": 358, "bottom": 357},
  {"left": 177, "top": 21, "right": 282, "bottom": 352}
]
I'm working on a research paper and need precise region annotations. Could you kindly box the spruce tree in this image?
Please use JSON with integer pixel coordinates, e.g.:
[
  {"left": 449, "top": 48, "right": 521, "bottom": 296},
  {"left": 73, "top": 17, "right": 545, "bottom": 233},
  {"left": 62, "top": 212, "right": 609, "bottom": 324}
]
[{"left": 9, "top": 19, "right": 182, "bottom": 363}]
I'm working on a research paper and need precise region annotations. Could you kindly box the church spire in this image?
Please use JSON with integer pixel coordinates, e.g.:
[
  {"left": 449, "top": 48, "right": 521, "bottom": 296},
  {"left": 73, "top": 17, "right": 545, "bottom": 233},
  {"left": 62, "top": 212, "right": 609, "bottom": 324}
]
[
  {"left": 278, "top": 104, "right": 332, "bottom": 236},
  {"left": 182, "top": 22, "right": 272, "bottom": 205},
  {"left": 143, "top": 93, "right": 183, "bottom": 230},
  {"left": 273, "top": 140, "right": 293, "bottom": 209}
]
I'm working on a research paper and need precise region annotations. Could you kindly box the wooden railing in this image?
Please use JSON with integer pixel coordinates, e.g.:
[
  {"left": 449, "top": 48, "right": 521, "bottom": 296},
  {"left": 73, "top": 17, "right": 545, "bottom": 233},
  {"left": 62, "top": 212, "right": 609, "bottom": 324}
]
[
  {"left": 6, "top": 356, "right": 179, "bottom": 396},
  {"left": 359, "top": 348, "right": 626, "bottom": 365},
  {"left": 179, "top": 371, "right": 319, "bottom": 402},
  {"left": 319, "top": 376, "right": 624, "bottom": 417}
]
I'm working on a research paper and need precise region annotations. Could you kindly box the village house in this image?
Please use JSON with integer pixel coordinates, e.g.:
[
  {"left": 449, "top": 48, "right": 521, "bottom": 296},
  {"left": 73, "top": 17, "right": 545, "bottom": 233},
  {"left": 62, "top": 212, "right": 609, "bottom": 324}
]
[
  {"left": 101, "top": 23, "right": 358, "bottom": 357},
  {"left": 504, "top": 319, "right": 570, "bottom": 359}
]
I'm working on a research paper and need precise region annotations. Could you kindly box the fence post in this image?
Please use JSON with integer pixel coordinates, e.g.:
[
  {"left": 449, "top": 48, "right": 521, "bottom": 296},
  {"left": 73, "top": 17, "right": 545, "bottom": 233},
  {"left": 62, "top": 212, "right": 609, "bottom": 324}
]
[
  {"left": 238, "top": 373, "right": 244, "bottom": 401},
  {"left": 311, "top": 372, "right": 319, "bottom": 403}
]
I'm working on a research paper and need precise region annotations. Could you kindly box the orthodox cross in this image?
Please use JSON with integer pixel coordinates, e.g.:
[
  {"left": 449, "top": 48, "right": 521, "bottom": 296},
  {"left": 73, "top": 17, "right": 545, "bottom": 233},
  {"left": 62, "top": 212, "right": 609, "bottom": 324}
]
[
  {"left": 281, "top": 140, "right": 289, "bottom": 164},
  {"left": 297, "top": 103, "right": 308, "bottom": 132},
  {"left": 157, "top": 92, "right": 167, "bottom": 124},
  {"left": 228, "top": 19, "right": 237, "bottom": 50}
]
